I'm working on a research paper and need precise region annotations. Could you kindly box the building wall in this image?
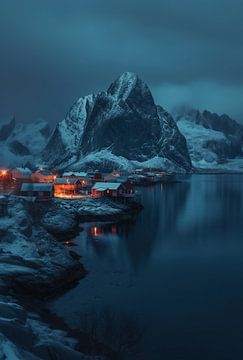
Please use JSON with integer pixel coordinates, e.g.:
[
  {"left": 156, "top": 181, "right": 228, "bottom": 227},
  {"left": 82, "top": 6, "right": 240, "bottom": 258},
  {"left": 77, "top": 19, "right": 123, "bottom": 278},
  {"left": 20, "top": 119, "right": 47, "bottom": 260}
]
[
  {"left": 21, "top": 190, "right": 53, "bottom": 199},
  {"left": 63, "top": 176, "right": 88, "bottom": 186},
  {"left": 12, "top": 169, "right": 31, "bottom": 180},
  {"left": 54, "top": 184, "right": 78, "bottom": 195},
  {"left": 91, "top": 189, "right": 121, "bottom": 197},
  {"left": 31, "top": 173, "right": 54, "bottom": 183}
]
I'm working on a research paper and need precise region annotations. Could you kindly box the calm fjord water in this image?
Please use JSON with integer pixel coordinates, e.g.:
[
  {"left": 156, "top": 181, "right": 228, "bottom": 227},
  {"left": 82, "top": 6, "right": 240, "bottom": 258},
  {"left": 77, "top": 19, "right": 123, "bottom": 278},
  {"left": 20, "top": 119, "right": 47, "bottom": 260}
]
[{"left": 51, "top": 175, "right": 243, "bottom": 359}]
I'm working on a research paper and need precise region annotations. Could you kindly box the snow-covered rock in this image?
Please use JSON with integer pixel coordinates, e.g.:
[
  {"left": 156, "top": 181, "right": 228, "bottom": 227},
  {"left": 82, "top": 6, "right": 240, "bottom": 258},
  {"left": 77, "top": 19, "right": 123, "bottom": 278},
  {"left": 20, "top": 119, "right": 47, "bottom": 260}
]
[
  {"left": 0, "top": 196, "right": 137, "bottom": 359},
  {"left": 0, "top": 118, "right": 51, "bottom": 167},
  {"left": 0, "top": 195, "right": 140, "bottom": 296},
  {"left": 43, "top": 72, "right": 192, "bottom": 172},
  {"left": 41, "top": 203, "right": 80, "bottom": 239},
  {"left": 176, "top": 109, "right": 243, "bottom": 172},
  {"left": 47, "top": 197, "right": 142, "bottom": 223},
  {"left": 0, "top": 196, "right": 85, "bottom": 296},
  {"left": 0, "top": 299, "right": 107, "bottom": 360}
]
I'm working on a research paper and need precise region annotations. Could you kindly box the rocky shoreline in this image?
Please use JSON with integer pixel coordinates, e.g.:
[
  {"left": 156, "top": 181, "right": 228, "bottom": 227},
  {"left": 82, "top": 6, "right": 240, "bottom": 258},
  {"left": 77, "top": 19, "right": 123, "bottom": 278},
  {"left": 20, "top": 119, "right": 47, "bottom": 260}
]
[{"left": 0, "top": 195, "right": 142, "bottom": 359}]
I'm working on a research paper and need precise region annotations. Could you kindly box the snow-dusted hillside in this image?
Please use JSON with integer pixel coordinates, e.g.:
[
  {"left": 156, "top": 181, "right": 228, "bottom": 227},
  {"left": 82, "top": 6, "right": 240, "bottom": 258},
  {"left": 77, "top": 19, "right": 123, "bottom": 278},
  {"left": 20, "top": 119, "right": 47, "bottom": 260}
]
[
  {"left": 0, "top": 118, "right": 51, "bottom": 167},
  {"left": 176, "top": 109, "right": 243, "bottom": 172},
  {"left": 43, "top": 72, "right": 192, "bottom": 172}
]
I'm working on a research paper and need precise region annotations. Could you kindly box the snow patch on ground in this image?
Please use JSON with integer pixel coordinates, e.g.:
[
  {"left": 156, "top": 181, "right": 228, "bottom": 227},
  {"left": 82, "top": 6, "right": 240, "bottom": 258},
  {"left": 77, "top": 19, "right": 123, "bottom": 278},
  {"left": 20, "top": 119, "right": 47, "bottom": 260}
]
[{"left": 69, "top": 149, "right": 186, "bottom": 173}]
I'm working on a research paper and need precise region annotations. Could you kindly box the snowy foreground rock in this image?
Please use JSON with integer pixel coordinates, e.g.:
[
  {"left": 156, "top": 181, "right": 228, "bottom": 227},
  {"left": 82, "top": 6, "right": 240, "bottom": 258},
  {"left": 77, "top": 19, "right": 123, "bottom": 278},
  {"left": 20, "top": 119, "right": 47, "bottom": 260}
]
[
  {"left": 0, "top": 196, "right": 85, "bottom": 296},
  {"left": 0, "top": 196, "right": 141, "bottom": 359},
  {"left": 0, "top": 297, "right": 108, "bottom": 360}
]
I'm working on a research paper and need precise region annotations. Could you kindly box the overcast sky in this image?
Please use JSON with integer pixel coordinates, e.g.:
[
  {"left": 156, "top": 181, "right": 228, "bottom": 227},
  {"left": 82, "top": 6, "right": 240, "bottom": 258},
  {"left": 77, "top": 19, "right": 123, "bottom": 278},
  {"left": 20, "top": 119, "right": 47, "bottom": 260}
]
[{"left": 0, "top": 0, "right": 243, "bottom": 125}]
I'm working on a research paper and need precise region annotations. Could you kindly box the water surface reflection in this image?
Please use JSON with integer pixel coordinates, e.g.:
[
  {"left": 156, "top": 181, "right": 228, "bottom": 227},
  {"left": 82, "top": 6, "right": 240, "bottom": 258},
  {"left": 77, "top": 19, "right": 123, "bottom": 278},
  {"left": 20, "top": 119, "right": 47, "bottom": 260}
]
[{"left": 51, "top": 175, "right": 243, "bottom": 359}]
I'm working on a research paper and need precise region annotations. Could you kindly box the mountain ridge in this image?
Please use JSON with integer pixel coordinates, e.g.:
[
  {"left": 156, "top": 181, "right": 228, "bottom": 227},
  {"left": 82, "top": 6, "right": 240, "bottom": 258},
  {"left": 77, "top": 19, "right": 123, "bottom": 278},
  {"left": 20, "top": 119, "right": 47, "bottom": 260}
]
[
  {"left": 0, "top": 118, "right": 51, "bottom": 167},
  {"left": 175, "top": 108, "right": 243, "bottom": 172},
  {"left": 1, "top": 74, "right": 243, "bottom": 173},
  {"left": 43, "top": 72, "right": 192, "bottom": 172}
]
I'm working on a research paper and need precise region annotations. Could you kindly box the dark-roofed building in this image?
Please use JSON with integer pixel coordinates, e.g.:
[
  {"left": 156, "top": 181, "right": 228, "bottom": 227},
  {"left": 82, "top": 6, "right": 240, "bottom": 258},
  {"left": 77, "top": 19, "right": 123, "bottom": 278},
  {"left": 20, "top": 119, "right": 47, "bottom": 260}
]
[{"left": 20, "top": 183, "right": 53, "bottom": 201}]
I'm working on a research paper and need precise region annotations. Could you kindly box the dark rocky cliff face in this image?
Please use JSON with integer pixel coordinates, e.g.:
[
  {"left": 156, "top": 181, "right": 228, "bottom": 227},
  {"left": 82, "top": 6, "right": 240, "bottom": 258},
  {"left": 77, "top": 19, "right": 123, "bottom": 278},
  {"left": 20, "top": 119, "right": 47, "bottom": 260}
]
[
  {"left": 176, "top": 109, "right": 243, "bottom": 160},
  {"left": 43, "top": 72, "right": 192, "bottom": 172},
  {"left": 80, "top": 73, "right": 161, "bottom": 161},
  {"left": 157, "top": 106, "right": 192, "bottom": 170},
  {"left": 0, "top": 117, "right": 16, "bottom": 141},
  {"left": 201, "top": 110, "right": 243, "bottom": 158}
]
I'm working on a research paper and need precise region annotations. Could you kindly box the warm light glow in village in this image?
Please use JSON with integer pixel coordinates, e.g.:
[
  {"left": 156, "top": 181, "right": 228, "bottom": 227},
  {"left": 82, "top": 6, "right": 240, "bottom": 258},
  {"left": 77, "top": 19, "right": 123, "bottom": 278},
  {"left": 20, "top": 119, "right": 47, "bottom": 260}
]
[
  {"left": 0, "top": 170, "right": 8, "bottom": 176},
  {"left": 0, "top": 166, "right": 171, "bottom": 202}
]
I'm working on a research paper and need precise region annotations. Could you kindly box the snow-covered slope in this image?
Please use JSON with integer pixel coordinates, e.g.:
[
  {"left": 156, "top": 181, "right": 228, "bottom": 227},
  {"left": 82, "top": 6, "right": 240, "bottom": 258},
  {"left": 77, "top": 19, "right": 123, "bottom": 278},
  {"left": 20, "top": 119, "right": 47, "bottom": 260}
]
[
  {"left": 0, "top": 118, "right": 51, "bottom": 167},
  {"left": 176, "top": 109, "right": 243, "bottom": 172},
  {"left": 43, "top": 72, "right": 192, "bottom": 172}
]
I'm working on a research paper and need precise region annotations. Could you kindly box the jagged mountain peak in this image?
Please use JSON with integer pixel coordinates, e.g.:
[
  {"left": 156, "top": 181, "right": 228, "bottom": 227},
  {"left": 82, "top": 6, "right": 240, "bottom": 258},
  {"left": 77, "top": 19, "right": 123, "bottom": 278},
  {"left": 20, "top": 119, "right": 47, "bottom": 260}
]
[
  {"left": 107, "top": 72, "right": 154, "bottom": 106},
  {"left": 176, "top": 108, "right": 243, "bottom": 171},
  {"left": 176, "top": 108, "right": 243, "bottom": 135},
  {"left": 107, "top": 72, "right": 140, "bottom": 96},
  {"left": 43, "top": 73, "right": 192, "bottom": 172}
]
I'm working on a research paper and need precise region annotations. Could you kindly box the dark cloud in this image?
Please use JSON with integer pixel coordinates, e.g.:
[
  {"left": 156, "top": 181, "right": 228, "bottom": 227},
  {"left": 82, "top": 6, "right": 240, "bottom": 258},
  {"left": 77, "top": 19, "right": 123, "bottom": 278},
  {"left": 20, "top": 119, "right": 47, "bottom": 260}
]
[{"left": 0, "top": 0, "right": 243, "bottom": 124}]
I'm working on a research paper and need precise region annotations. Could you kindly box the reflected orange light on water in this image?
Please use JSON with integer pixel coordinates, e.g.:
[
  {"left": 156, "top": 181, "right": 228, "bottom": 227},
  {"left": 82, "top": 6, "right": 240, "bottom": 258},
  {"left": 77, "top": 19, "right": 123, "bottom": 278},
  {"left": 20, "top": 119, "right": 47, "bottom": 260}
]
[
  {"left": 91, "top": 226, "right": 104, "bottom": 237},
  {"left": 111, "top": 226, "right": 117, "bottom": 234},
  {"left": 91, "top": 225, "right": 117, "bottom": 237}
]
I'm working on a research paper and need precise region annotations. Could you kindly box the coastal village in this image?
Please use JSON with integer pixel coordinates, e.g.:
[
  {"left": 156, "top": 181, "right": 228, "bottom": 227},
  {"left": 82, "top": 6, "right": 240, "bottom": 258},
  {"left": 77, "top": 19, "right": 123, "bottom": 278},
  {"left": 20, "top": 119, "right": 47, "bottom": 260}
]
[
  {"left": 0, "top": 165, "right": 174, "bottom": 204},
  {"left": 0, "top": 163, "right": 177, "bottom": 358}
]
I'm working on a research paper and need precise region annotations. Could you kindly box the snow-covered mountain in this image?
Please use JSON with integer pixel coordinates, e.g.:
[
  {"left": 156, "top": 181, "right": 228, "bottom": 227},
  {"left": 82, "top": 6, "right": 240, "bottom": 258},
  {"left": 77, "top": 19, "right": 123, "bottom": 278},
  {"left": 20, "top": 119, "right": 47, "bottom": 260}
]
[
  {"left": 175, "top": 109, "right": 243, "bottom": 172},
  {"left": 43, "top": 72, "right": 192, "bottom": 172},
  {"left": 0, "top": 117, "right": 51, "bottom": 167}
]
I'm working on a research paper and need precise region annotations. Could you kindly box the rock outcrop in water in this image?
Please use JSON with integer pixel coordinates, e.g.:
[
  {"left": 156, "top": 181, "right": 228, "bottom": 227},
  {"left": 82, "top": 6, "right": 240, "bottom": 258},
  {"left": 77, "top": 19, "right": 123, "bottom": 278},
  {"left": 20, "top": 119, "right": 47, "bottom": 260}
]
[{"left": 43, "top": 72, "right": 192, "bottom": 172}]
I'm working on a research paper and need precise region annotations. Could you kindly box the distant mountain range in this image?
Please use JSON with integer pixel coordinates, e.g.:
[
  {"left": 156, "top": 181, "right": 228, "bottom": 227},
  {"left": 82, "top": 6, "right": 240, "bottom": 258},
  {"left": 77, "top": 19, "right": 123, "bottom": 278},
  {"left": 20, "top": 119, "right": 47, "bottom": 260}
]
[
  {"left": 1, "top": 72, "right": 243, "bottom": 173},
  {"left": 0, "top": 118, "right": 50, "bottom": 167},
  {"left": 175, "top": 109, "right": 243, "bottom": 172}
]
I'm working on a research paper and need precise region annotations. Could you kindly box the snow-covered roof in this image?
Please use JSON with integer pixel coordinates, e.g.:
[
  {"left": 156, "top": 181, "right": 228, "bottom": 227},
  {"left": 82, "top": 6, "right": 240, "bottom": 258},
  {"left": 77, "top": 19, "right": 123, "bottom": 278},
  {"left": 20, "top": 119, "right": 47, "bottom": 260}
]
[
  {"left": 63, "top": 171, "right": 87, "bottom": 177},
  {"left": 92, "top": 182, "right": 122, "bottom": 191},
  {"left": 15, "top": 167, "right": 32, "bottom": 175},
  {"left": 21, "top": 183, "right": 53, "bottom": 192},
  {"left": 54, "top": 178, "right": 80, "bottom": 184}
]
